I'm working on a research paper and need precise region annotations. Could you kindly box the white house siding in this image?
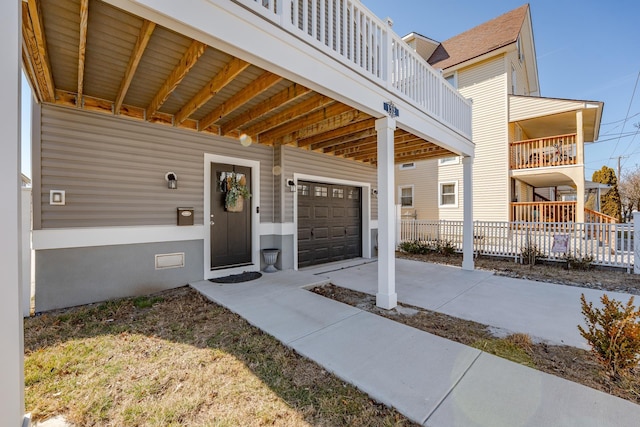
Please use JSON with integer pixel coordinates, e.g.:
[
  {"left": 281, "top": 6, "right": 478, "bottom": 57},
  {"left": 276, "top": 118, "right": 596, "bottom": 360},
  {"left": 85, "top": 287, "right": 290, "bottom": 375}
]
[
  {"left": 281, "top": 146, "right": 378, "bottom": 223},
  {"left": 35, "top": 104, "right": 275, "bottom": 229},
  {"left": 507, "top": 50, "right": 529, "bottom": 96},
  {"left": 457, "top": 56, "right": 510, "bottom": 221}
]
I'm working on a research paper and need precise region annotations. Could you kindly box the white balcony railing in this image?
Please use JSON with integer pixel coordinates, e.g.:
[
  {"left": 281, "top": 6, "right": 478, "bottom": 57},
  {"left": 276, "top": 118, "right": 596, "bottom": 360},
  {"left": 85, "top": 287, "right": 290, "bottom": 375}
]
[{"left": 238, "top": 0, "right": 472, "bottom": 139}]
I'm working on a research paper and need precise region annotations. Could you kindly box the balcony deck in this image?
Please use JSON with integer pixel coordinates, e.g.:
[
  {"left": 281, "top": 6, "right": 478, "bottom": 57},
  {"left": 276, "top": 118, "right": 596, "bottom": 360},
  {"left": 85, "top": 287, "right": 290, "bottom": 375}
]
[{"left": 510, "top": 134, "right": 577, "bottom": 170}]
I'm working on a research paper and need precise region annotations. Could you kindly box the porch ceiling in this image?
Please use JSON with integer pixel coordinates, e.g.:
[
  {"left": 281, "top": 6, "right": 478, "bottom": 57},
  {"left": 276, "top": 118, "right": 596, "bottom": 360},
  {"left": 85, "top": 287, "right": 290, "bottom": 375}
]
[{"left": 22, "top": 0, "right": 454, "bottom": 165}]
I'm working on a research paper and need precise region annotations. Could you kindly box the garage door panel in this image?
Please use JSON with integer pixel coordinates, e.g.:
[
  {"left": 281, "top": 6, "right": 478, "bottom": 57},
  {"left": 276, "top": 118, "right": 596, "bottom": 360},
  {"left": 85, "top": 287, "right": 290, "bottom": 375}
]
[{"left": 298, "top": 181, "right": 362, "bottom": 267}]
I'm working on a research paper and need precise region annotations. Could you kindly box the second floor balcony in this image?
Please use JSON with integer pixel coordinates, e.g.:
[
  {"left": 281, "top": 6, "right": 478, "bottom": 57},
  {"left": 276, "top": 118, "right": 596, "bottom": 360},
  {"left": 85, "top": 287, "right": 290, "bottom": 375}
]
[{"left": 510, "top": 133, "right": 577, "bottom": 170}]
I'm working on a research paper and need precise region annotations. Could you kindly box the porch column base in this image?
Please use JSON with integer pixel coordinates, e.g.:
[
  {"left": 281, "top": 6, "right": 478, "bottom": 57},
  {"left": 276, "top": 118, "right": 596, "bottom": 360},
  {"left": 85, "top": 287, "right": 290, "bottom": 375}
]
[{"left": 376, "top": 292, "right": 398, "bottom": 310}]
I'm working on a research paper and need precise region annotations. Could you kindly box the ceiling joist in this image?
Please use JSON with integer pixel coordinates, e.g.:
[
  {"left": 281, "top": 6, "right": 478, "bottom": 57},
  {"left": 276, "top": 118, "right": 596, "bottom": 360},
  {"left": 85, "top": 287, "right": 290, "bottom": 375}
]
[
  {"left": 76, "top": 0, "right": 89, "bottom": 105},
  {"left": 299, "top": 118, "right": 376, "bottom": 149},
  {"left": 220, "top": 83, "right": 311, "bottom": 136},
  {"left": 198, "top": 72, "right": 282, "bottom": 131},
  {"left": 145, "top": 40, "right": 206, "bottom": 119},
  {"left": 175, "top": 57, "right": 250, "bottom": 125},
  {"left": 115, "top": 20, "right": 156, "bottom": 114},
  {"left": 23, "top": 0, "right": 55, "bottom": 102},
  {"left": 274, "top": 107, "right": 369, "bottom": 146}
]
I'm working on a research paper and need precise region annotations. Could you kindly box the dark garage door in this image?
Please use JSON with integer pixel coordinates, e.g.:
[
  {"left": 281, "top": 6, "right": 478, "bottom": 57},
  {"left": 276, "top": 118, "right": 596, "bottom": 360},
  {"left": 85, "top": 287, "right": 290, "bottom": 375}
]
[{"left": 297, "top": 181, "right": 362, "bottom": 268}]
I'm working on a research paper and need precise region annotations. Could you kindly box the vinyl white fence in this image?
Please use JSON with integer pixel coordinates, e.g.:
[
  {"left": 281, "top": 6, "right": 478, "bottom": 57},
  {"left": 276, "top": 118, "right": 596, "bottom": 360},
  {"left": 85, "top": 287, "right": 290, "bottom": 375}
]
[{"left": 400, "top": 219, "right": 635, "bottom": 272}]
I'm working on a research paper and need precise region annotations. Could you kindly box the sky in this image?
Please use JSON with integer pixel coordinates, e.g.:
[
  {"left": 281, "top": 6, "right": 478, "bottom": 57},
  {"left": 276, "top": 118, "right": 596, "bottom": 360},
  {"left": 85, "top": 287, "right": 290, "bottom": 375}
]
[
  {"left": 21, "top": 1, "right": 640, "bottom": 181},
  {"left": 361, "top": 0, "right": 640, "bottom": 181}
]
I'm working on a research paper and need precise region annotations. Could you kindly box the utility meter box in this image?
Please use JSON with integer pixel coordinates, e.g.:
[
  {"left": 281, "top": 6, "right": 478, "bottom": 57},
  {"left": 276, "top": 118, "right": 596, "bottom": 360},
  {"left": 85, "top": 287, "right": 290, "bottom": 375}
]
[{"left": 177, "top": 207, "right": 194, "bottom": 226}]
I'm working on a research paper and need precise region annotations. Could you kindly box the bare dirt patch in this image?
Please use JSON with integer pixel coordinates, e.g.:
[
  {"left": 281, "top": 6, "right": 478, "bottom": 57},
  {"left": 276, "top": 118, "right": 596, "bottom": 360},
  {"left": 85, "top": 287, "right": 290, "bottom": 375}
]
[
  {"left": 25, "top": 287, "right": 416, "bottom": 426},
  {"left": 311, "top": 284, "right": 640, "bottom": 406}
]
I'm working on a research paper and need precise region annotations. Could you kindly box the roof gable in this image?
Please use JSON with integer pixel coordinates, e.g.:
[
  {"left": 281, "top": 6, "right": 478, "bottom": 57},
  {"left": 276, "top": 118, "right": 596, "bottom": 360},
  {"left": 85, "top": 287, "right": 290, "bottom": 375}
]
[{"left": 429, "top": 4, "right": 529, "bottom": 69}]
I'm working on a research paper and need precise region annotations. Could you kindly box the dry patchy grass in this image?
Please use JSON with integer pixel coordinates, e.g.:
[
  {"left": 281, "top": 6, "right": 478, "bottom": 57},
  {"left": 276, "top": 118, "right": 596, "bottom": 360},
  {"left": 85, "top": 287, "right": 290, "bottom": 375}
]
[{"left": 25, "top": 287, "right": 415, "bottom": 426}]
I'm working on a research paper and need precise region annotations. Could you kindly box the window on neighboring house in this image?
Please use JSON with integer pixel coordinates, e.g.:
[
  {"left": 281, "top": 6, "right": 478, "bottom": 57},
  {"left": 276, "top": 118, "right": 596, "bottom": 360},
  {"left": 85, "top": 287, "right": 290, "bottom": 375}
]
[
  {"left": 439, "top": 156, "right": 459, "bottom": 166},
  {"left": 511, "top": 65, "right": 517, "bottom": 95},
  {"left": 516, "top": 35, "right": 523, "bottom": 62},
  {"left": 439, "top": 181, "right": 458, "bottom": 207},
  {"left": 444, "top": 73, "right": 457, "bottom": 89},
  {"left": 398, "top": 162, "right": 415, "bottom": 170},
  {"left": 399, "top": 186, "right": 414, "bottom": 207}
]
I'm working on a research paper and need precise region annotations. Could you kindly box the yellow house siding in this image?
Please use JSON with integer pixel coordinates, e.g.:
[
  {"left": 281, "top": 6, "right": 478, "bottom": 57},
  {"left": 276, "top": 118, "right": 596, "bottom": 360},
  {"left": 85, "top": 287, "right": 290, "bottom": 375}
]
[
  {"left": 396, "top": 160, "right": 439, "bottom": 220},
  {"left": 509, "top": 97, "right": 583, "bottom": 122},
  {"left": 457, "top": 56, "right": 510, "bottom": 221}
]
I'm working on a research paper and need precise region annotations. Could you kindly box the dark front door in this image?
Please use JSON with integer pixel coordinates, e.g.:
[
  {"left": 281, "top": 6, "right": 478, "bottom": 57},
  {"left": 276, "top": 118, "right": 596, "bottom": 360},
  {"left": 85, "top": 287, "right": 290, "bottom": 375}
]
[
  {"left": 297, "top": 181, "right": 362, "bottom": 268},
  {"left": 211, "top": 163, "right": 252, "bottom": 269}
]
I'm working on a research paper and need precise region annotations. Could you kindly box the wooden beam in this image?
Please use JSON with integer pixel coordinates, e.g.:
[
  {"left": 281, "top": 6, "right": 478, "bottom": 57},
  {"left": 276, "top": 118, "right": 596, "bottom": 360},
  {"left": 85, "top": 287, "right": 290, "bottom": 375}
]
[
  {"left": 175, "top": 57, "right": 250, "bottom": 125},
  {"left": 221, "top": 83, "right": 311, "bottom": 135},
  {"left": 24, "top": 0, "right": 55, "bottom": 102},
  {"left": 115, "top": 20, "right": 155, "bottom": 114},
  {"left": 241, "top": 94, "right": 334, "bottom": 138},
  {"left": 198, "top": 72, "right": 282, "bottom": 131},
  {"left": 145, "top": 39, "right": 206, "bottom": 119},
  {"left": 270, "top": 107, "right": 368, "bottom": 146},
  {"left": 311, "top": 127, "right": 376, "bottom": 151},
  {"left": 354, "top": 146, "right": 450, "bottom": 163},
  {"left": 299, "top": 118, "right": 375, "bottom": 148},
  {"left": 76, "top": 0, "right": 89, "bottom": 105},
  {"left": 344, "top": 139, "right": 427, "bottom": 159}
]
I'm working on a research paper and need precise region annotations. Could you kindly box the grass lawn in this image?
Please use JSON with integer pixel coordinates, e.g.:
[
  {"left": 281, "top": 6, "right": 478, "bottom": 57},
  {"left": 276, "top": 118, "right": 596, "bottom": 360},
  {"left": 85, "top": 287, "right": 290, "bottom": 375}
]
[{"left": 25, "top": 287, "right": 414, "bottom": 426}]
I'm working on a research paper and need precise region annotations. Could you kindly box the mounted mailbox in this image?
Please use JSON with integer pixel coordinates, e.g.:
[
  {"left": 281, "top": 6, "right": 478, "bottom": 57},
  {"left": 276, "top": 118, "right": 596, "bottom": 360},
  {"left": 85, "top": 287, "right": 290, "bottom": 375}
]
[{"left": 177, "top": 207, "right": 194, "bottom": 226}]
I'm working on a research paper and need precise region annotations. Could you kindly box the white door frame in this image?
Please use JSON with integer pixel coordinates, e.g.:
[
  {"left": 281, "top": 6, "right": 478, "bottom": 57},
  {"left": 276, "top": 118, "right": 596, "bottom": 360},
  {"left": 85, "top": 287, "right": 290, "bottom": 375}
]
[
  {"left": 293, "top": 173, "right": 372, "bottom": 270},
  {"left": 204, "top": 153, "right": 261, "bottom": 278}
]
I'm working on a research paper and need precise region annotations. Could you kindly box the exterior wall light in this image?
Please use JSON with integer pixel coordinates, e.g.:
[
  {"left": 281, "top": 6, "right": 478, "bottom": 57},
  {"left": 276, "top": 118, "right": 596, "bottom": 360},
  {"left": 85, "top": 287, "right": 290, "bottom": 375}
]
[{"left": 165, "top": 172, "right": 178, "bottom": 189}]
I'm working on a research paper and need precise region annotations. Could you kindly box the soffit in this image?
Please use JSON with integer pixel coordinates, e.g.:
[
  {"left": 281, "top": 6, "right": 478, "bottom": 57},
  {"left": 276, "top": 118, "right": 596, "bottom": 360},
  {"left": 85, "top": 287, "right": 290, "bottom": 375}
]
[{"left": 22, "top": 0, "right": 455, "bottom": 165}]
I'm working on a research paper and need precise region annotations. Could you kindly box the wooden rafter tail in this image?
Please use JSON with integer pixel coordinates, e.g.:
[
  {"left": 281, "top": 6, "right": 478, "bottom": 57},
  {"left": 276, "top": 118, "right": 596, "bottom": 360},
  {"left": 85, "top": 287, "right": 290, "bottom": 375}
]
[
  {"left": 77, "top": 0, "right": 89, "bottom": 106},
  {"left": 198, "top": 72, "right": 282, "bottom": 131},
  {"left": 24, "top": 0, "right": 55, "bottom": 102},
  {"left": 115, "top": 19, "right": 156, "bottom": 115},
  {"left": 220, "top": 83, "right": 311, "bottom": 136},
  {"left": 145, "top": 40, "right": 206, "bottom": 119}
]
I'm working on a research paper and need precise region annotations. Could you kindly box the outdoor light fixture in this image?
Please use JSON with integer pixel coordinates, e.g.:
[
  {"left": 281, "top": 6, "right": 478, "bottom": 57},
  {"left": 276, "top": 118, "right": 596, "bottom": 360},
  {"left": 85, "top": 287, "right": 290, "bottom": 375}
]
[
  {"left": 165, "top": 172, "right": 178, "bottom": 189},
  {"left": 286, "top": 179, "right": 296, "bottom": 192}
]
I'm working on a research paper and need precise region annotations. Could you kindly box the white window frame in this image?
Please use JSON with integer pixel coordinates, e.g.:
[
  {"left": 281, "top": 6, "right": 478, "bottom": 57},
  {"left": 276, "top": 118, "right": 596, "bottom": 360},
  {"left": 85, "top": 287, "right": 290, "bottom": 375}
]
[
  {"left": 398, "top": 162, "right": 416, "bottom": 170},
  {"left": 438, "top": 181, "right": 458, "bottom": 208},
  {"left": 398, "top": 185, "right": 414, "bottom": 208},
  {"left": 438, "top": 156, "right": 460, "bottom": 166}
]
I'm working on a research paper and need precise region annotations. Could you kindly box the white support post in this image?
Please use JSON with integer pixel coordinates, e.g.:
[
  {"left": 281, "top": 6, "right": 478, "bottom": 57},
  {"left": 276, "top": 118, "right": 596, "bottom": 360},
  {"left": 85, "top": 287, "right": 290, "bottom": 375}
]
[
  {"left": 576, "top": 110, "right": 584, "bottom": 165},
  {"left": 1, "top": 0, "right": 25, "bottom": 424},
  {"left": 634, "top": 212, "right": 640, "bottom": 275},
  {"left": 376, "top": 117, "right": 397, "bottom": 309},
  {"left": 462, "top": 156, "right": 474, "bottom": 270},
  {"left": 395, "top": 204, "right": 401, "bottom": 247}
]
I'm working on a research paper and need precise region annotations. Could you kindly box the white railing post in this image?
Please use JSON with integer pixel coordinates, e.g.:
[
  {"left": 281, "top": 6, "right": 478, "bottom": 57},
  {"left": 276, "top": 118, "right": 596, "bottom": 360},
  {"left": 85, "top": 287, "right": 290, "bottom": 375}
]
[
  {"left": 634, "top": 212, "right": 640, "bottom": 274},
  {"left": 383, "top": 19, "right": 392, "bottom": 88},
  {"left": 279, "top": 0, "right": 293, "bottom": 29}
]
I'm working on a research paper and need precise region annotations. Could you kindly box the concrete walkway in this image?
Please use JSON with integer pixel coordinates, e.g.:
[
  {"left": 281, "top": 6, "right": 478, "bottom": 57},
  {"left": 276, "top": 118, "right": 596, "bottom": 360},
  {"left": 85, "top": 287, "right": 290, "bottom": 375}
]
[
  {"left": 305, "top": 258, "right": 636, "bottom": 348},
  {"left": 191, "top": 266, "right": 640, "bottom": 426}
]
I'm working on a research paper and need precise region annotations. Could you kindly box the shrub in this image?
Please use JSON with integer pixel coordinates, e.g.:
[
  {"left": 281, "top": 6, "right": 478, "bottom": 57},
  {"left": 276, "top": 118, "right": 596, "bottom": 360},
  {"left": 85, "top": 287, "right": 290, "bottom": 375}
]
[
  {"left": 435, "top": 239, "right": 455, "bottom": 256},
  {"left": 397, "top": 240, "right": 430, "bottom": 255},
  {"left": 520, "top": 242, "right": 544, "bottom": 266},
  {"left": 563, "top": 253, "right": 594, "bottom": 271},
  {"left": 578, "top": 293, "right": 640, "bottom": 380}
]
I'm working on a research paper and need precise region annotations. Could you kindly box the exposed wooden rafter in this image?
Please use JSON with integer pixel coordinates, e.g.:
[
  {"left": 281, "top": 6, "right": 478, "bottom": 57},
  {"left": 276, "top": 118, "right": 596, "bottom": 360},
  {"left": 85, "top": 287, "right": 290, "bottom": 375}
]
[
  {"left": 145, "top": 40, "right": 206, "bottom": 120},
  {"left": 175, "top": 57, "right": 250, "bottom": 125},
  {"left": 198, "top": 72, "right": 282, "bottom": 131},
  {"left": 220, "top": 83, "right": 311, "bottom": 136},
  {"left": 298, "top": 118, "right": 376, "bottom": 148},
  {"left": 115, "top": 20, "right": 156, "bottom": 114},
  {"left": 311, "top": 127, "right": 377, "bottom": 151},
  {"left": 271, "top": 106, "right": 368, "bottom": 146},
  {"left": 241, "top": 94, "right": 334, "bottom": 140},
  {"left": 23, "top": 0, "right": 55, "bottom": 102},
  {"left": 76, "top": 0, "right": 89, "bottom": 106}
]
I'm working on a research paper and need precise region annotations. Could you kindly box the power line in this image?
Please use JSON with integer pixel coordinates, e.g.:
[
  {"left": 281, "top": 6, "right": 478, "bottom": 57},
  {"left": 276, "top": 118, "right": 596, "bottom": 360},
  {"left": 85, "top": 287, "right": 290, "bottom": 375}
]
[
  {"left": 609, "top": 70, "right": 640, "bottom": 158},
  {"left": 600, "top": 111, "right": 640, "bottom": 127}
]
